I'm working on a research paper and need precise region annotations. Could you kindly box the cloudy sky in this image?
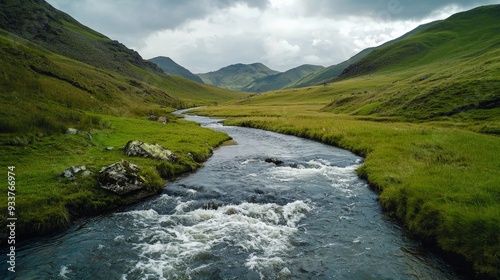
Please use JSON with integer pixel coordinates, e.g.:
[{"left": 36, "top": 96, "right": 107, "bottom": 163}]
[{"left": 46, "top": 0, "right": 498, "bottom": 73}]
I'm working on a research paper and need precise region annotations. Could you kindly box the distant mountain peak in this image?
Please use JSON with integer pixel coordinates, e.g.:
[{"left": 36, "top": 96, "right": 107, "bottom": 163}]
[
  {"left": 197, "top": 63, "right": 323, "bottom": 92},
  {"left": 149, "top": 56, "right": 204, "bottom": 84}
]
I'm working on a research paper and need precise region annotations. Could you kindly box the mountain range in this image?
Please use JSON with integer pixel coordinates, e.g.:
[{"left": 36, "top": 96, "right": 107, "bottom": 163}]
[{"left": 149, "top": 21, "right": 440, "bottom": 92}]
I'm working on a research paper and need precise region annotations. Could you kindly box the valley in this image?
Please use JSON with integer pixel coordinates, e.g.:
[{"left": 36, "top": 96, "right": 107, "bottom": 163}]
[{"left": 0, "top": 1, "right": 498, "bottom": 278}]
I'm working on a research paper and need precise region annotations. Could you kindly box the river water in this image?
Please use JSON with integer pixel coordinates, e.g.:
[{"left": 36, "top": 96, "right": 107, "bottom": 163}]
[{"left": 2, "top": 112, "right": 464, "bottom": 279}]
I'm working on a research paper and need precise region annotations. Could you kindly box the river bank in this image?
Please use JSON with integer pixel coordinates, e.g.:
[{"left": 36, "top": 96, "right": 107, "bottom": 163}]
[
  {"left": 192, "top": 105, "right": 500, "bottom": 279},
  {"left": 0, "top": 112, "right": 231, "bottom": 242},
  {"left": 2, "top": 112, "right": 465, "bottom": 279}
]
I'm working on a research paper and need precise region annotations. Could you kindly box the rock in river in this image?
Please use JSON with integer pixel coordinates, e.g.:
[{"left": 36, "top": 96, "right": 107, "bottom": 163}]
[{"left": 265, "top": 157, "right": 284, "bottom": 165}]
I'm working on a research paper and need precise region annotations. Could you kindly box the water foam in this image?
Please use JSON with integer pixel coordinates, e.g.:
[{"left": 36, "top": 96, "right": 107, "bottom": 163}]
[
  {"left": 268, "top": 160, "right": 362, "bottom": 196},
  {"left": 58, "top": 265, "right": 71, "bottom": 279},
  {"left": 122, "top": 199, "right": 312, "bottom": 278}
]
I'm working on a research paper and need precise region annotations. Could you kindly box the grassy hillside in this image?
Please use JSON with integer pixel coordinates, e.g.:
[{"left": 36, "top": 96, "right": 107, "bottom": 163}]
[
  {"left": 339, "top": 5, "right": 500, "bottom": 79},
  {"left": 191, "top": 5, "right": 500, "bottom": 278},
  {"left": 0, "top": 0, "right": 246, "bottom": 105},
  {"left": 197, "top": 62, "right": 280, "bottom": 91},
  {"left": 291, "top": 49, "right": 374, "bottom": 88},
  {"left": 149, "top": 56, "right": 205, "bottom": 84},
  {"left": 0, "top": 0, "right": 162, "bottom": 79},
  {"left": 291, "top": 21, "right": 437, "bottom": 88},
  {"left": 0, "top": 0, "right": 246, "bottom": 240},
  {"left": 244, "top": 64, "right": 324, "bottom": 92}
]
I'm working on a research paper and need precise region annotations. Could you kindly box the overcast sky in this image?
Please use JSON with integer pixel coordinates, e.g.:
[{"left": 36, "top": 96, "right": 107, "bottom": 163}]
[{"left": 46, "top": 0, "right": 498, "bottom": 73}]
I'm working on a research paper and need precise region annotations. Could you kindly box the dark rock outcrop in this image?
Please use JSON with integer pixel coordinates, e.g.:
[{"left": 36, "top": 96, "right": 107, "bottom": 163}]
[
  {"left": 97, "top": 160, "right": 144, "bottom": 195},
  {"left": 265, "top": 157, "right": 284, "bottom": 165}
]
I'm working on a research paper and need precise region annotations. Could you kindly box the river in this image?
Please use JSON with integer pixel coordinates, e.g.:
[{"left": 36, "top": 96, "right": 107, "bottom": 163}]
[{"left": 1, "top": 111, "right": 464, "bottom": 279}]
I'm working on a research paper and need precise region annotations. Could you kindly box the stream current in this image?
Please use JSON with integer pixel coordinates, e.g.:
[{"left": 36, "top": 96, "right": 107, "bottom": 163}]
[{"left": 2, "top": 111, "right": 464, "bottom": 279}]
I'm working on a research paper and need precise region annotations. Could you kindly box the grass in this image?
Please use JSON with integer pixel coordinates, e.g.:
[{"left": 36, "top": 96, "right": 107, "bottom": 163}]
[{"left": 0, "top": 114, "right": 231, "bottom": 238}]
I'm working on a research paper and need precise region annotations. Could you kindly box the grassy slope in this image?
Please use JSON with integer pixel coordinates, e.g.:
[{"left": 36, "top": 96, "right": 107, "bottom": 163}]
[
  {"left": 291, "top": 21, "right": 436, "bottom": 88},
  {"left": 0, "top": 0, "right": 163, "bottom": 79},
  {"left": 339, "top": 5, "right": 500, "bottom": 79},
  {"left": 291, "top": 48, "right": 374, "bottom": 88},
  {"left": 192, "top": 5, "right": 500, "bottom": 278},
  {"left": 0, "top": 1, "right": 245, "bottom": 239}
]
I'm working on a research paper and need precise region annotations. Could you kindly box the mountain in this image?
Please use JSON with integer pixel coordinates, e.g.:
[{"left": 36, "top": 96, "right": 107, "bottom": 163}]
[
  {"left": 0, "top": 0, "right": 162, "bottom": 79},
  {"left": 197, "top": 63, "right": 280, "bottom": 91},
  {"left": 291, "top": 21, "right": 437, "bottom": 88},
  {"left": 0, "top": 0, "right": 245, "bottom": 105},
  {"left": 244, "top": 64, "right": 324, "bottom": 92},
  {"left": 149, "top": 56, "right": 204, "bottom": 84}
]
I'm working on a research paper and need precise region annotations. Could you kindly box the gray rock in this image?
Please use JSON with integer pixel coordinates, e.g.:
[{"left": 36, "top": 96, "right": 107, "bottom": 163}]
[
  {"left": 157, "top": 116, "right": 168, "bottom": 124},
  {"left": 147, "top": 114, "right": 157, "bottom": 121},
  {"left": 66, "top": 128, "right": 78, "bottom": 135},
  {"left": 62, "top": 169, "right": 74, "bottom": 178},
  {"left": 97, "top": 160, "right": 144, "bottom": 195},
  {"left": 124, "top": 140, "right": 177, "bottom": 162},
  {"left": 61, "top": 165, "right": 89, "bottom": 180}
]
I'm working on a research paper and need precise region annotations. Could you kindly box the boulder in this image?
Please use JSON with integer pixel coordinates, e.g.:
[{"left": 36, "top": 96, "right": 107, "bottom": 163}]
[
  {"left": 61, "top": 165, "right": 90, "bottom": 180},
  {"left": 157, "top": 116, "right": 168, "bottom": 124},
  {"left": 97, "top": 160, "right": 144, "bottom": 195},
  {"left": 147, "top": 114, "right": 157, "bottom": 121},
  {"left": 66, "top": 128, "right": 78, "bottom": 135},
  {"left": 124, "top": 140, "right": 177, "bottom": 162},
  {"left": 265, "top": 157, "right": 284, "bottom": 165}
]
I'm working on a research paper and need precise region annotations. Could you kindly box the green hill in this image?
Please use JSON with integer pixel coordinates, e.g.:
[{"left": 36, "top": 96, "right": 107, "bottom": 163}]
[
  {"left": 0, "top": 0, "right": 246, "bottom": 105},
  {"left": 290, "top": 49, "right": 373, "bottom": 88},
  {"left": 319, "top": 5, "right": 500, "bottom": 121},
  {"left": 149, "top": 56, "right": 205, "bottom": 84},
  {"left": 197, "top": 62, "right": 280, "bottom": 91},
  {"left": 0, "top": 0, "right": 161, "bottom": 79},
  {"left": 244, "top": 64, "right": 324, "bottom": 92},
  {"left": 339, "top": 5, "right": 500, "bottom": 79},
  {"left": 291, "top": 21, "right": 436, "bottom": 88}
]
